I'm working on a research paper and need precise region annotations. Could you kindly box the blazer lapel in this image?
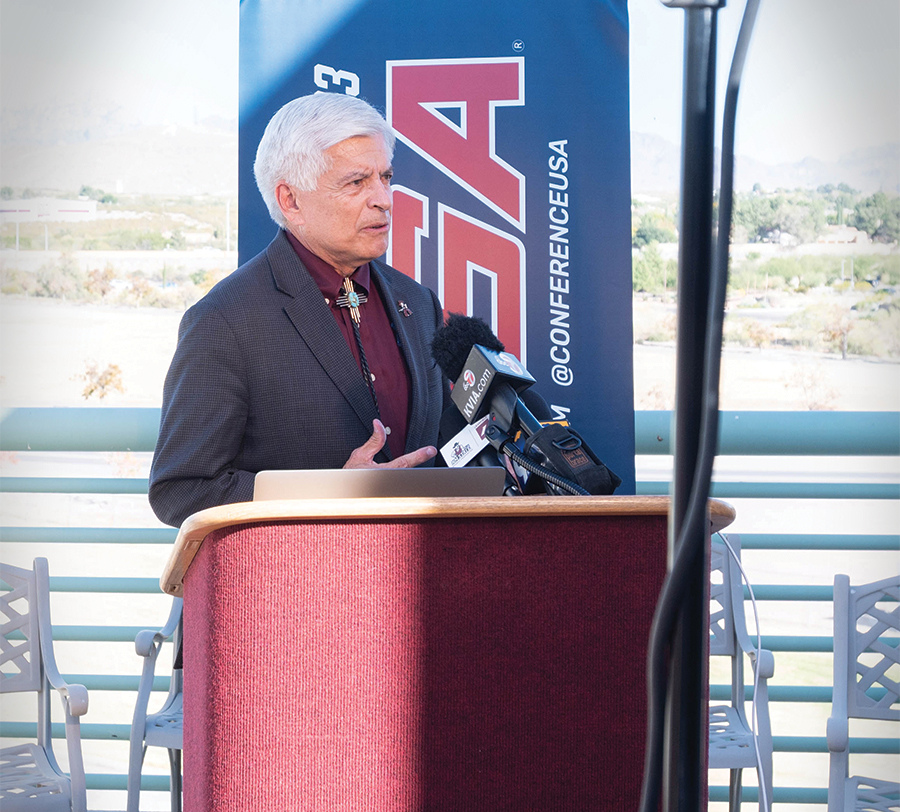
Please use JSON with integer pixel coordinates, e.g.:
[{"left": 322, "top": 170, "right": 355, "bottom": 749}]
[
  {"left": 266, "top": 233, "right": 381, "bottom": 439},
  {"left": 371, "top": 261, "right": 430, "bottom": 454}
]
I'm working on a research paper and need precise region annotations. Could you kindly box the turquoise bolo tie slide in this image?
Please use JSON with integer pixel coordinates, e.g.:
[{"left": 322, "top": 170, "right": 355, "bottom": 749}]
[{"left": 337, "top": 279, "right": 367, "bottom": 323}]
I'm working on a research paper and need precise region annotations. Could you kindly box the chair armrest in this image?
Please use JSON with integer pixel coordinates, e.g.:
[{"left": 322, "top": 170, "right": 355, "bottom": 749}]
[
  {"left": 134, "top": 597, "right": 183, "bottom": 656},
  {"left": 59, "top": 681, "right": 90, "bottom": 717},
  {"left": 720, "top": 534, "right": 770, "bottom": 669},
  {"left": 33, "top": 558, "right": 90, "bottom": 717},
  {"left": 749, "top": 648, "right": 775, "bottom": 681},
  {"left": 135, "top": 628, "right": 164, "bottom": 657},
  {"left": 826, "top": 714, "right": 849, "bottom": 752},
  {"left": 156, "top": 597, "right": 183, "bottom": 639}
]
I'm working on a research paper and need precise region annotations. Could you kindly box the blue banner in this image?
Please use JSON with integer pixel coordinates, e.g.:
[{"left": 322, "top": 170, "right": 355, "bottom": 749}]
[{"left": 239, "top": 0, "right": 636, "bottom": 492}]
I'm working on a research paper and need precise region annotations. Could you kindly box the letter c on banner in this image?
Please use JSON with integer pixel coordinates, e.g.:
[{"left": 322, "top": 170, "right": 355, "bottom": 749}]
[{"left": 550, "top": 345, "right": 570, "bottom": 364}]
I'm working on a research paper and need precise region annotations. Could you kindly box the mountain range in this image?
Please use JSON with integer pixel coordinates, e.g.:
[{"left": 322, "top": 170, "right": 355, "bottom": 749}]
[
  {"left": 630, "top": 132, "right": 899, "bottom": 198},
  {"left": 1, "top": 120, "right": 239, "bottom": 198},
  {"left": 1, "top": 115, "right": 897, "bottom": 199}
]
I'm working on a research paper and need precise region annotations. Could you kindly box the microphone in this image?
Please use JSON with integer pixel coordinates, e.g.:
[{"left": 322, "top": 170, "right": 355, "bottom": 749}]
[
  {"left": 437, "top": 387, "right": 555, "bottom": 467},
  {"left": 431, "top": 313, "right": 543, "bottom": 436},
  {"left": 431, "top": 314, "right": 621, "bottom": 496}
]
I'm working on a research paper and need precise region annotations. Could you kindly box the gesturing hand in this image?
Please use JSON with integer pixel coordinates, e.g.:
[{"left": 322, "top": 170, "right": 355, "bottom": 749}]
[{"left": 343, "top": 420, "right": 437, "bottom": 469}]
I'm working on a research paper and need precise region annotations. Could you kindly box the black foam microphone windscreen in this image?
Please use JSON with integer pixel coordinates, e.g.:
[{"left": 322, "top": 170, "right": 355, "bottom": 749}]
[{"left": 430, "top": 313, "right": 504, "bottom": 383}]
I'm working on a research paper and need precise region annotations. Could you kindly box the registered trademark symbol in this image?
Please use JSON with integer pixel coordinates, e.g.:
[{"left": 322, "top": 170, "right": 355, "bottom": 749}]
[{"left": 512, "top": 39, "right": 525, "bottom": 52}]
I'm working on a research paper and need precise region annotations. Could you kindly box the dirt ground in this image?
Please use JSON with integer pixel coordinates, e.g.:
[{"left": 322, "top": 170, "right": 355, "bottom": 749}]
[{"left": 1, "top": 295, "right": 897, "bottom": 411}]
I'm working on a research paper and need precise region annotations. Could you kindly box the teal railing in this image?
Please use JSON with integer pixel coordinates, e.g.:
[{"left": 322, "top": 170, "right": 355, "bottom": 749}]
[{"left": 1, "top": 407, "right": 898, "bottom": 807}]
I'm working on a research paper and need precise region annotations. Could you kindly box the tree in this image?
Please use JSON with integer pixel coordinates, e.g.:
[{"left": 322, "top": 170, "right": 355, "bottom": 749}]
[
  {"left": 773, "top": 199, "right": 825, "bottom": 244},
  {"left": 633, "top": 212, "right": 677, "bottom": 248},
  {"left": 819, "top": 305, "right": 855, "bottom": 360},
  {"left": 833, "top": 192, "right": 855, "bottom": 225},
  {"left": 633, "top": 242, "right": 675, "bottom": 294},
  {"left": 733, "top": 194, "right": 778, "bottom": 241},
  {"left": 851, "top": 193, "right": 900, "bottom": 243},
  {"left": 79, "top": 185, "right": 116, "bottom": 204}
]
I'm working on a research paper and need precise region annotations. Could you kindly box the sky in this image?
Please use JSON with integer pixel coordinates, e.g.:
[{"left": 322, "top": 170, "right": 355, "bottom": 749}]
[
  {"left": 629, "top": 0, "right": 900, "bottom": 164},
  {"left": 0, "top": 0, "right": 239, "bottom": 129},
  {"left": 1, "top": 0, "right": 898, "bottom": 165}
]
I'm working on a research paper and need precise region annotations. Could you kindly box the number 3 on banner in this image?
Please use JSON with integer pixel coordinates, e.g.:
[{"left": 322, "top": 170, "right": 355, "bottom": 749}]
[{"left": 314, "top": 64, "right": 360, "bottom": 96}]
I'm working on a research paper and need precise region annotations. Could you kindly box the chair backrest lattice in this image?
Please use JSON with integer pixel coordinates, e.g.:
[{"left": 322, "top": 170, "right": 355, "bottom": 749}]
[
  {"left": 846, "top": 576, "right": 900, "bottom": 722},
  {"left": 709, "top": 537, "right": 736, "bottom": 658},
  {"left": 1, "top": 562, "right": 41, "bottom": 693}
]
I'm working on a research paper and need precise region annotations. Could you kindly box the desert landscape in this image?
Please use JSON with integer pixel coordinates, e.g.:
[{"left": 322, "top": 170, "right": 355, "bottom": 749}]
[{"left": 1, "top": 286, "right": 896, "bottom": 412}]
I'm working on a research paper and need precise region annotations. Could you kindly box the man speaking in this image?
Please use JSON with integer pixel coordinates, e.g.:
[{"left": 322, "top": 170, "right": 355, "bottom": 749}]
[{"left": 149, "top": 93, "right": 449, "bottom": 527}]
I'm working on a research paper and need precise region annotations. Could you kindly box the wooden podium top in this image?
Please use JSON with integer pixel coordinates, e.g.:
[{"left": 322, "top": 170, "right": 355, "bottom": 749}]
[{"left": 160, "top": 495, "right": 735, "bottom": 596}]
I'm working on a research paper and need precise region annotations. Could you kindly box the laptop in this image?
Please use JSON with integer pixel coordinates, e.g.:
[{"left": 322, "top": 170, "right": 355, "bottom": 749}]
[{"left": 252, "top": 466, "right": 507, "bottom": 501}]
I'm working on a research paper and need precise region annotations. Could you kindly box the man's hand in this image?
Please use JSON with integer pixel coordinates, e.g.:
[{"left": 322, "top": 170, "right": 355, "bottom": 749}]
[{"left": 343, "top": 420, "right": 437, "bottom": 469}]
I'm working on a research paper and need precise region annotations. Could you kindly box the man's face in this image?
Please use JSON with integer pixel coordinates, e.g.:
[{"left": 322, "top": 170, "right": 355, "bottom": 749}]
[{"left": 281, "top": 135, "right": 394, "bottom": 277}]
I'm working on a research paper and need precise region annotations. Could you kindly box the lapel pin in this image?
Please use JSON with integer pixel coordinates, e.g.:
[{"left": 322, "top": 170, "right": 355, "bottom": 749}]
[{"left": 397, "top": 300, "right": 412, "bottom": 317}]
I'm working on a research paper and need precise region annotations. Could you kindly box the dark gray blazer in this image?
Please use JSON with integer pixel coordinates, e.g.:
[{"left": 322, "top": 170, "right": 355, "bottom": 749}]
[{"left": 149, "top": 230, "right": 449, "bottom": 527}]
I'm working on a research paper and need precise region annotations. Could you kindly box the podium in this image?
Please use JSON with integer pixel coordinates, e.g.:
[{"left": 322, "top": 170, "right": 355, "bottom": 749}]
[{"left": 161, "top": 495, "right": 734, "bottom": 812}]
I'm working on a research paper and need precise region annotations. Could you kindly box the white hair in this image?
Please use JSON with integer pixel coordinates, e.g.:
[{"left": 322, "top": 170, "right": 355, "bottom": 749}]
[{"left": 253, "top": 93, "right": 396, "bottom": 228}]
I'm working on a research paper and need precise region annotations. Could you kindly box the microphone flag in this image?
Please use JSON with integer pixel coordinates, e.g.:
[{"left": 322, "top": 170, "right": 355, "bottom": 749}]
[
  {"left": 439, "top": 415, "right": 491, "bottom": 467},
  {"left": 450, "top": 344, "right": 536, "bottom": 424}
]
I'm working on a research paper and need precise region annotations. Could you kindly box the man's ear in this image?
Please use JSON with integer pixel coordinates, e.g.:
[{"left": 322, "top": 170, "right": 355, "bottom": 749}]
[{"left": 275, "top": 182, "right": 305, "bottom": 229}]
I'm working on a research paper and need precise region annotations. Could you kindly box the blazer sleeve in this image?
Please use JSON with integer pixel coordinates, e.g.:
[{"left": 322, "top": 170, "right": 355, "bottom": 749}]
[{"left": 149, "top": 301, "right": 256, "bottom": 527}]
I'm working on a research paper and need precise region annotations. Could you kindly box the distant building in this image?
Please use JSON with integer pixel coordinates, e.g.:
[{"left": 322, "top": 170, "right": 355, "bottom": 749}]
[
  {"left": 0, "top": 197, "right": 98, "bottom": 224},
  {"left": 817, "top": 225, "right": 870, "bottom": 245},
  {"left": 759, "top": 228, "right": 798, "bottom": 246}
]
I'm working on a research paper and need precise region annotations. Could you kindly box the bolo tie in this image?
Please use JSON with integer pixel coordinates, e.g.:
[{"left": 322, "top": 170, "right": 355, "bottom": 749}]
[{"left": 336, "top": 276, "right": 381, "bottom": 417}]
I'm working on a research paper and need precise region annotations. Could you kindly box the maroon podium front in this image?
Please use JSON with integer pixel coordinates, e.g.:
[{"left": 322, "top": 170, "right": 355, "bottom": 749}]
[{"left": 161, "top": 495, "right": 734, "bottom": 812}]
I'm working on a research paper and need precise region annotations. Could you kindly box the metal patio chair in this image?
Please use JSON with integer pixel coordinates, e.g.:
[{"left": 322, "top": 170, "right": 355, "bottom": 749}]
[
  {"left": 827, "top": 573, "right": 899, "bottom": 812},
  {"left": 708, "top": 533, "right": 775, "bottom": 812},
  {"left": 0, "top": 558, "right": 89, "bottom": 812},
  {"left": 126, "top": 597, "right": 183, "bottom": 812}
]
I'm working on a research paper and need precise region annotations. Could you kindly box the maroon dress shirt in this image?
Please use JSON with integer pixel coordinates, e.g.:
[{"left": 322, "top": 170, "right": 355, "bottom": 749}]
[{"left": 285, "top": 231, "right": 412, "bottom": 460}]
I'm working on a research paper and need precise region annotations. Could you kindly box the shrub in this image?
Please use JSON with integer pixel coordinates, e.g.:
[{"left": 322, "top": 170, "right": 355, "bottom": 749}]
[
  {"left": 635, "top": 313, "right": 676, "bottom": 344},
  {"left": 725, "top": 319, "right": 774, "bottom": 351},
  {"left": 85, "top": 266, "right": 116, "bottom": 299},
  {"left": 77, "top": 362, "right": 125, "bottom": 400},
  {"left": 783, "top": 361, "right": 838, "bottom": 410},
  {"left": 33, "top": 255, "right": 84, "bottom": 300}
]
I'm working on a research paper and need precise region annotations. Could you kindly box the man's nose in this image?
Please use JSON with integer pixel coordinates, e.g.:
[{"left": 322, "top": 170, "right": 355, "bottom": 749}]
[{"left": 370, "top": 181, "right": 392, "bottom": 211}]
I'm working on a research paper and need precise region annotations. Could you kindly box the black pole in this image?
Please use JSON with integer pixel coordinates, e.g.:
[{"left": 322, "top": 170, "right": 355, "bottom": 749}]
[{"left": 665, "top": 3, "right": 720, "bottom": 809}]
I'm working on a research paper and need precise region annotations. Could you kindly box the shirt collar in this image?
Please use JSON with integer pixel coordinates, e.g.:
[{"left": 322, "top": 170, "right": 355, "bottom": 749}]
[{"left": 284, "top": 229, "right": 370, "bottom": 298}]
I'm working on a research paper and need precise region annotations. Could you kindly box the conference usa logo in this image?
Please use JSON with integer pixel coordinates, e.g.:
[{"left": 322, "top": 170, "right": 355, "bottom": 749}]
[
  {"left": 385, "top": 58, "right": 528, "bottom": 365},
  {"left": 313, "top": 57, "right": 528, "bottom": 363}
]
